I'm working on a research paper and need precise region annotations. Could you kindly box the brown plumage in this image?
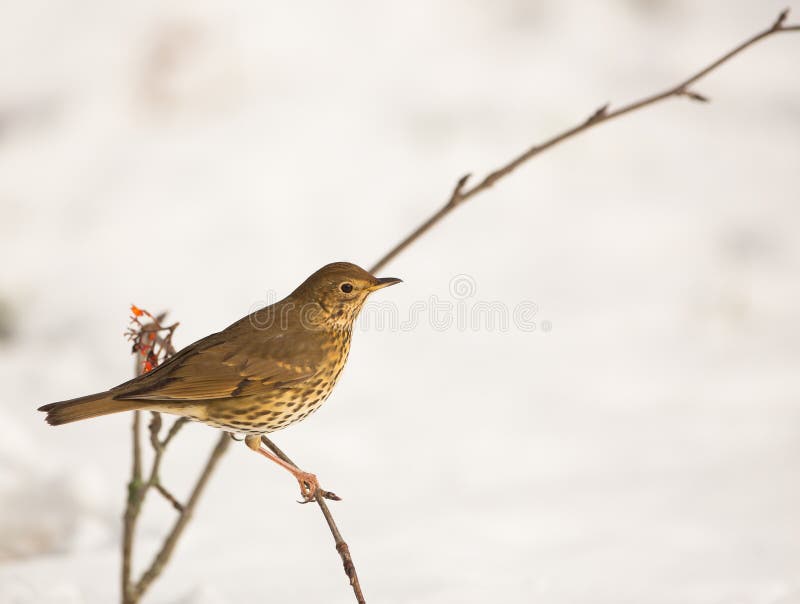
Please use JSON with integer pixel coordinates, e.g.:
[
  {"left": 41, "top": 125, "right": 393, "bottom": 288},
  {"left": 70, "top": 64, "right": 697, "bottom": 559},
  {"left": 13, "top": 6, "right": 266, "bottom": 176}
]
[{"left": 38, "top": 262, "right": 401, "bottom": 500}]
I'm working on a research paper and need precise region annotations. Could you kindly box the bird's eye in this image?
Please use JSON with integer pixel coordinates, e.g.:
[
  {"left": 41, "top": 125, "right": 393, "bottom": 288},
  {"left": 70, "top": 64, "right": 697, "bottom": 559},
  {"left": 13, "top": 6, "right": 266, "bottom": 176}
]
[{"left": 340, "top": 282, "right": 354, "bottom": 293}]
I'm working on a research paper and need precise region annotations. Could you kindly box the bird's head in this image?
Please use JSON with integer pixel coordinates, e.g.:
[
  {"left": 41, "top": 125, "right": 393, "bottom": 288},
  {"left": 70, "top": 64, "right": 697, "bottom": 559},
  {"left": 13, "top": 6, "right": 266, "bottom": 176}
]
[{"left": 290, "top": 262, "right": 402, "bottom": 329}]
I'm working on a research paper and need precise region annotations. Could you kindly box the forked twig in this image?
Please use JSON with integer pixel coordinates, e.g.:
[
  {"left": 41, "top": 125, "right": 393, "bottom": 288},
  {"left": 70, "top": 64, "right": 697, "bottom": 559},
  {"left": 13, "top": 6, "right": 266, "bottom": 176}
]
[
  {"left": 121, "top": 312, "right": 231, "bottom": 604},
  {"left": 128, "top": 433, "right": 230, "bottom": 601}
]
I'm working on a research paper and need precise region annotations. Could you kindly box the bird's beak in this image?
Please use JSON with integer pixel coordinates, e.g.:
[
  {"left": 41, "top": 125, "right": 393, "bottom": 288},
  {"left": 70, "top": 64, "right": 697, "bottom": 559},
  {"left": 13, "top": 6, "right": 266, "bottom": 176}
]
[{"left": 369, "top": 277, "right": 403, "bottom": 291}]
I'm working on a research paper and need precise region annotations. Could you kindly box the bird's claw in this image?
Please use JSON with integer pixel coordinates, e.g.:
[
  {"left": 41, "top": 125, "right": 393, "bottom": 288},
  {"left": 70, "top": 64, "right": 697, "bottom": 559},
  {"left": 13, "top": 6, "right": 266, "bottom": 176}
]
[
  {"left": 295, "top": 471, "right": 319, "bottom": 503},
  {"left": 294, "top": 472, "right": 341, "bottom": 504},
  {"left": 297, "top": 489, "right": 341, "bottom": 504}
]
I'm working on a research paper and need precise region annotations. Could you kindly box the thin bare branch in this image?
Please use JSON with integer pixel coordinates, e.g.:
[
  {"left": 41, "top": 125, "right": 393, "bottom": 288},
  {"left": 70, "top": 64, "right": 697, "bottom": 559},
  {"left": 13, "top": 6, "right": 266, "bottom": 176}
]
[
  {"left": 123, "top": 412, "right": 192, "bottom": 602},
  {"left": 154, "top": 483, "right": 185, "bottom": 512},
  {"left": 130, "top": 433, "right": 231, "bottom": 601},
  {"left": 121, "top": 410, "right": 142, "bottom": 602},
  {"left": 162, "top": 417, "right": 189, "bottom": 448},
  {"left": 369, "top": 11, "right": 800, "bottom": 274},
  {"left": 148, "top": 412, "right": 162, "bottom": 452},
  {"left": 261, "top": 436, "right": 366, "bottom": 604}
]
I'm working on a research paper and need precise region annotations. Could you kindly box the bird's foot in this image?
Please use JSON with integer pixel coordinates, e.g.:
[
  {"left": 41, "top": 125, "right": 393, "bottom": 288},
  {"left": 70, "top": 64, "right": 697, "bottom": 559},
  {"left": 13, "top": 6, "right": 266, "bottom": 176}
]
[
  {"left": 295, "top": 471, "right": 319, "bottom": 503},
  {"left": 294, "top": 472, "right": 342, "bottom": 504}
]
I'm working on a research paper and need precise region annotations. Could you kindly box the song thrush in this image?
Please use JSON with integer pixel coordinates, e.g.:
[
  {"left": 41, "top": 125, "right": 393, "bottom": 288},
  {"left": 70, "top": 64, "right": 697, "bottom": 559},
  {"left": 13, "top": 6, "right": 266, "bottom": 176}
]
[{"left": 38, "top": 262, "right": 401, "bottom": 501}]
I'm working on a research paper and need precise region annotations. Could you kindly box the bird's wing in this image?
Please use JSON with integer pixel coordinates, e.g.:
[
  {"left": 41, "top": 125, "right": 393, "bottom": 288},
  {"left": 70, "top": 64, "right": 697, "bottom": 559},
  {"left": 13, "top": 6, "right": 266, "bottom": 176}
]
[{"left": 112, "top": 329, "right": 321, "bottom": 402}]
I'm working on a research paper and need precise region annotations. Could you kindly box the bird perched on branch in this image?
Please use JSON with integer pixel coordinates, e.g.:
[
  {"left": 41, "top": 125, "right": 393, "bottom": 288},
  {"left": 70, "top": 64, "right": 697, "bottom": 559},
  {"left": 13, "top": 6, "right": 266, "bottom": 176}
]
[{"left": 38, "top": 262, "right": 402, "bottom": 501}]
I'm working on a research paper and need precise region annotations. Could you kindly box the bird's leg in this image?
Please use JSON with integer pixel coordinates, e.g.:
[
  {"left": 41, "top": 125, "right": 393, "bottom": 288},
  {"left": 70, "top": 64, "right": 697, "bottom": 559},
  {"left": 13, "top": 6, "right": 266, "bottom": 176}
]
[{"left": 244, "top": 434, "right": 320, "bottom": 502}]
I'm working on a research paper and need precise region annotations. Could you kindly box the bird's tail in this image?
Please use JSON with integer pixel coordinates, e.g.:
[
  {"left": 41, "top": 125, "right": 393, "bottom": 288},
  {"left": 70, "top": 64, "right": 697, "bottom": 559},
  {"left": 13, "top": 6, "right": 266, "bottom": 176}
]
[{"left": 38, "top": 392, "right": 144, "bottom": 425}]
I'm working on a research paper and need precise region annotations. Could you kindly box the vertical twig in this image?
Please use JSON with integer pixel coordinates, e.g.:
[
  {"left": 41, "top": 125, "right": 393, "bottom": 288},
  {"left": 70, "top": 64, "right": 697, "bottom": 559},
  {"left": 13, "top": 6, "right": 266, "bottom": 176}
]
[{"left": 121, "top": 410, "right": 142, "bottom": 603}]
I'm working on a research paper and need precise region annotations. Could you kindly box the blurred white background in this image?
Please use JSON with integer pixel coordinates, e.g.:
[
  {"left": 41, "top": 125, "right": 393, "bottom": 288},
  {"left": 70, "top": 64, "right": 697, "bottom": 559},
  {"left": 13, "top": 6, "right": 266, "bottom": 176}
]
[{"left": 1, "top": 1, "right": 799, "bottom": 602}]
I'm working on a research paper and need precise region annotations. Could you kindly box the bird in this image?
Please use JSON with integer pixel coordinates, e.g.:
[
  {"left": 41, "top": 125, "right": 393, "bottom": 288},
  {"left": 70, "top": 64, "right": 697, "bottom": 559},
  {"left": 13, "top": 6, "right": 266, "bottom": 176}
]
[{"left": 38, "top": 262, "right": 402, "bottom": 501}]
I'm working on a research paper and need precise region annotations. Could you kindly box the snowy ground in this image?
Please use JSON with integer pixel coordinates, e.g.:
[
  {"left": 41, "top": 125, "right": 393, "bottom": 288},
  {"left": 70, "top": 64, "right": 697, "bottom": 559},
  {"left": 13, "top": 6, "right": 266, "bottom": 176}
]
[{"left": 1, "top": 1, "right": 800, "bottom": 602}]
